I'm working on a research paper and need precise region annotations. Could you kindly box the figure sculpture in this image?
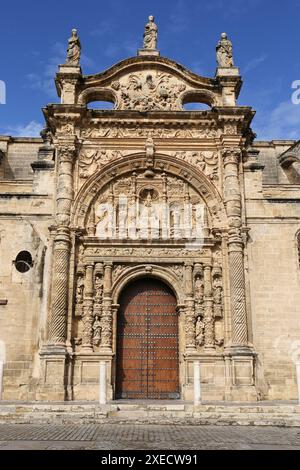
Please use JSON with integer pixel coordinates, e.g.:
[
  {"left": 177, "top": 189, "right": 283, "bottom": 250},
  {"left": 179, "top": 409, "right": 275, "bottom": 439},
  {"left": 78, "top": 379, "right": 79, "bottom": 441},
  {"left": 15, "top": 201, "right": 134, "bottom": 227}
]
[
  {"left": 216, "top": 32, "right": 234, "bottom": 67},
  {"left": 66, "top": 29, "right": 81, "bottom": 65},
  {"left": 143, "top": 15, "right": 158, "bottom": 50}
]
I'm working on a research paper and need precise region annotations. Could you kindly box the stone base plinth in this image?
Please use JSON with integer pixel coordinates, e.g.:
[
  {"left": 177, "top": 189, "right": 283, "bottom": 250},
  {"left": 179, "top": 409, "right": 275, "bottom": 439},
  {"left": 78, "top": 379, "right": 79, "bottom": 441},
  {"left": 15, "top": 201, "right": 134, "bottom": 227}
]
[{"left": 137, "top": 49, "right": 160, "bottom": 56}]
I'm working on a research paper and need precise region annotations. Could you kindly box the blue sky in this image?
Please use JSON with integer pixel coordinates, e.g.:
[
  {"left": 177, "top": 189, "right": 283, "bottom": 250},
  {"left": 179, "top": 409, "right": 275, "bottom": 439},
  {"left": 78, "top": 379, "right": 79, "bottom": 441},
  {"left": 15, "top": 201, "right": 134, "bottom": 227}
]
[{"left": 1, "top": 0, "right": 300, "bottom": 140}]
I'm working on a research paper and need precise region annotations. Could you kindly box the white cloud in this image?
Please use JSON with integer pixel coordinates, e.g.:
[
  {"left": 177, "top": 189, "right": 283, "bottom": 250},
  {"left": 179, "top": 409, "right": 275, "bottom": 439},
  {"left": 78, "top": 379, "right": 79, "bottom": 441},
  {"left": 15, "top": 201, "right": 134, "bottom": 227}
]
[
  {"left": 0, "top": 121, "right": 43, "bottom": 137},
  {"left": 24, "top": 40, "right": 95, "bottom": 97},
  {"left": 254, "top": 100, "right": 300, "bottom": 140}
]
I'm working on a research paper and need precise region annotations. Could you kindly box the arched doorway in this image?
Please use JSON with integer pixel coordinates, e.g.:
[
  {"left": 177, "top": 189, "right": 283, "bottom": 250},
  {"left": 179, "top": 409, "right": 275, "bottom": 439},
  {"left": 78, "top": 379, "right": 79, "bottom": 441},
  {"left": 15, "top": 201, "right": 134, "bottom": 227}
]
[{"left": 116, "top": 278, "right": 179, "bottom": 399}]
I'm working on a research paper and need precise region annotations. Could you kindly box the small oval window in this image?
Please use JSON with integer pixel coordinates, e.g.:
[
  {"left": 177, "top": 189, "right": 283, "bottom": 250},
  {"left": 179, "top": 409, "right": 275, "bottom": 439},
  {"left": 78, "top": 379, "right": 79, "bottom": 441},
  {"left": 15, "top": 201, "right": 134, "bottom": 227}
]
[{"left": 14, "top": 251, "right": 33, "bottom": 273}]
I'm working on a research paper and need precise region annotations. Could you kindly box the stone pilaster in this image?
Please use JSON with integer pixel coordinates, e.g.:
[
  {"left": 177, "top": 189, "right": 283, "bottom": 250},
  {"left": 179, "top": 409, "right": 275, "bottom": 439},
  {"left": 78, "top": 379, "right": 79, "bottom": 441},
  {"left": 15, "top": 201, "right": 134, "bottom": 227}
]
[
  {"left": 203, "top": 264, "right": 215, "bottom": 350},
  {"left": 184, "top": 262, "right": 196, "bottom": 353},
  {"left": 101, "top": 263, "right": 113, "bottom": 352},
  {"left": 81, "top": 264, "right": 94, "bottom": 352}
]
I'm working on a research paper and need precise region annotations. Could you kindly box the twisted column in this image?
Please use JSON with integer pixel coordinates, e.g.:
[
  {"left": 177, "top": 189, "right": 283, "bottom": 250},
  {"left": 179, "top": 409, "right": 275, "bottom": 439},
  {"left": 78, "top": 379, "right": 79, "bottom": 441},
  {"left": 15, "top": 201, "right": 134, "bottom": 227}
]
[
  {"left": 48, "top": 144, "right": 75, "bottom": 347},
  {"left": 222, "top": 148, "right": 248, "bottom": 347}
]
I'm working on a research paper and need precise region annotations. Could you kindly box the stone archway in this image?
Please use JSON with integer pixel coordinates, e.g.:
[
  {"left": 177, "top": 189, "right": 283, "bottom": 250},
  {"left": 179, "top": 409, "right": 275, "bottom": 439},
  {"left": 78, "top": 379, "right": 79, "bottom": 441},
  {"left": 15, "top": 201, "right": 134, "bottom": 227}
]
[{"left": 116, "top": 277, "right": 179, "bottom": 399}]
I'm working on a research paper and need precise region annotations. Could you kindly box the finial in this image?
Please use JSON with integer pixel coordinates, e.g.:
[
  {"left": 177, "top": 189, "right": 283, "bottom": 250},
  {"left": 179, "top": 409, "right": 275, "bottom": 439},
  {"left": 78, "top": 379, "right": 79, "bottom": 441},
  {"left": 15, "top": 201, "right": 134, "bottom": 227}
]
[
  {"left": 216, "top": 32, "right": 234, "bottom": 68},
  {"left": 66, "top": 28, "right": 81, "bottom": 65}
]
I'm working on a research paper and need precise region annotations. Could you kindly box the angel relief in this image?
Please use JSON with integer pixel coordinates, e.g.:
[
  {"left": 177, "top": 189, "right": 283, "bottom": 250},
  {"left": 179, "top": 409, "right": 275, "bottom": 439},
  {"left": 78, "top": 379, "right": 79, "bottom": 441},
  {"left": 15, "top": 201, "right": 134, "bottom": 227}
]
[{"left": 78, "top": 148, "right": 123, "bottom": 179}]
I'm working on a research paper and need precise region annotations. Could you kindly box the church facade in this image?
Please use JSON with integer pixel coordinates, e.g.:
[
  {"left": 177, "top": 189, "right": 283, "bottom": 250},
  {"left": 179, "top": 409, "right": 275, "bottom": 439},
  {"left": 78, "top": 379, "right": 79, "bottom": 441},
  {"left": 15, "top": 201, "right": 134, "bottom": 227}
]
[{"left": 0, "top": 18, "right": 300, "bottom": 403}]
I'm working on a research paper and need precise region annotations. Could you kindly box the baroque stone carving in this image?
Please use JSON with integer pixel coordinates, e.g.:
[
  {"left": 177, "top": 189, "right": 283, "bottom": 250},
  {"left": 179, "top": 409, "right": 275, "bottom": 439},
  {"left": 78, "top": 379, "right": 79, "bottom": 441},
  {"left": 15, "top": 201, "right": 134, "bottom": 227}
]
[
  {"left": 216, "top": 32, "right": 234, "bottom": 68},
  {"left": 81, "top": 123, "right": 220, "bottom": 139},
  {"left": 213, "top": 268, "right": 223, "bottom": 319},
  {"left": 85, "top": 246, "right": 207, "bottom": 258},
  {"left": 75, "top": 273, "right": 84, "bottom": 318},
  {"left": 90, "top": 171, "right": 206, "bottom": 242},
  {"left": 195, "top": 316, "right": 205, "bottom": 347},
  {"left": 111, "top": 72, "right": 186, "bottom": 111},
  {"left": 66, "top": 29, "right": 81, "bottom": 65},
  {"left": 112, "top": 264, "right": 128, "bottom": 283},
  {"left": 169, "top": 265, "right": 184, "bottom": 282},
  {"left": 93, "top": 272, "right": 103, "bottom": 348},
  {"left": 174, "top": 151, "right": 218, "bottom": 180},
  {"left": 143, "top": 15, "right": 158, "bottom": 50},
  {"left": 92, "top": 316, "right": 102, "bottom": 347},
  {"left": 79, "top": 148, "right": 124, "bottom": 178}
]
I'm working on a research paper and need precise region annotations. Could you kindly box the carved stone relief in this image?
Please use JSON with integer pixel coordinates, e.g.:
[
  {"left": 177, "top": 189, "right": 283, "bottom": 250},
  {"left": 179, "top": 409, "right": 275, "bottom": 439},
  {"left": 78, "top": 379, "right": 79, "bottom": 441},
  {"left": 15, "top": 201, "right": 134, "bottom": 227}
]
[
  {"left": 84, "top": 246, "right": 208, "bottom": 258},
  {"left": 111, "top": 71, "right": 187, "bottom": 111},
  {"left": 87, "top": 171, "right": 206, "bottom": 242},
  {"left": 112, "top": 264, "right": 128, "bottom": 283},
  {"left": 173, "top": 151, "right": 219, "bottom": 181},
  {"left": 193, "top": 264, "right": 224, "bottom": 350},
  {"left": 78, "top": 148, "right": 127, "bottom": 179},
  {"left": 81, "top": 124, "right": 221, "bottom": 140}
]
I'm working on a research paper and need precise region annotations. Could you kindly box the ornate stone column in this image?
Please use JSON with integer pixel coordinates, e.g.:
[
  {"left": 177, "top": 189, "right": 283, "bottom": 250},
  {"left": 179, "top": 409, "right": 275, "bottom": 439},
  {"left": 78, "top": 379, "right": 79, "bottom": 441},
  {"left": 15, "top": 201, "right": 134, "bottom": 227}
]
[
  {"left": 81, "top": 264, "right": 94, "bottom": 352},
  {"left": 184, "top": 262, "right": 196, "bottom": 353},
  {"left": 101, "top": 263, "right": 113, "bottom": 352},
  {"left": 48, "top": 144, "right": 76, "bottom": 348},
  {"left": 222, "top": 147, "right": 249, "bottom": 349},
  {"left": 203, "top": 264, "right": 215, "bottom": 350}
]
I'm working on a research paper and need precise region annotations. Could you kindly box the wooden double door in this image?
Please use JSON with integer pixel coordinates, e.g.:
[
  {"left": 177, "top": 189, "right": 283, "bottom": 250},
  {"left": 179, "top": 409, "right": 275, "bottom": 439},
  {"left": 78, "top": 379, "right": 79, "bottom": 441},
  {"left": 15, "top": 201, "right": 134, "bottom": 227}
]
[{"left": 116, "top": 278, "right": 179, "bottom": 399}]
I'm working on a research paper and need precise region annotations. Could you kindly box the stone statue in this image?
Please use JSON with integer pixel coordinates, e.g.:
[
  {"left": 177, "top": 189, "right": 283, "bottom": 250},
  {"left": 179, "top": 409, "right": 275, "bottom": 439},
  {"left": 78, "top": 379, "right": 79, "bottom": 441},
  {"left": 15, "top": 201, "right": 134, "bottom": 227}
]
[
  {"left": 92, "top": 315, "right": 102, "bottom": 347},
  {"left": 66, "top": 29, "right": 81, "bottom": 65},
  {"left": 143, "top": 15, "right": 158, "bottom": 50},
  {"left": 94, "top": 275, "right": 103, "bottom": 302},
  {"left": 216, "top": 33, "right": 234, "bottom": 67},
  {"left": 196, "top": 316, "right": 205, "bottom": 347}
]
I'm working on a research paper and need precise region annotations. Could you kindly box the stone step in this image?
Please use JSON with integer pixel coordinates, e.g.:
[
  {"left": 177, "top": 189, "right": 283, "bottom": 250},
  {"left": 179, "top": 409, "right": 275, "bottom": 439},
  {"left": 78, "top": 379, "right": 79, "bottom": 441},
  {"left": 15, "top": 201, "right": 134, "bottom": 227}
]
[{"left": 0, "top": 402, "right": 300, "bottom": 426}]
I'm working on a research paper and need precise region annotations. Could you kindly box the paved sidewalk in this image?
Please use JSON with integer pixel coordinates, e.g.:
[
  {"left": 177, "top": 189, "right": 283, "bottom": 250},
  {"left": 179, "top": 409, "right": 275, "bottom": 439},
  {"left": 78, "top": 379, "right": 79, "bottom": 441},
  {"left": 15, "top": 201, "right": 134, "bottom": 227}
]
[{"left": 0, "top": 424, "right": 300, "bottom": 450}]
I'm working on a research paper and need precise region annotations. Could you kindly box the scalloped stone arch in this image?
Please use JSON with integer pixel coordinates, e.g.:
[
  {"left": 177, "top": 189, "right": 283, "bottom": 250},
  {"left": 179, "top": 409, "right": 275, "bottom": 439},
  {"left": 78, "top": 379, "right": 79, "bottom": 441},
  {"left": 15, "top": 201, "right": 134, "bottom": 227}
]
[
  {"left": 111, "top": 264, "right": 184, "bottom": 305},
  {"left": 71, "top": 152, "right": 226, "bottom": 228}
]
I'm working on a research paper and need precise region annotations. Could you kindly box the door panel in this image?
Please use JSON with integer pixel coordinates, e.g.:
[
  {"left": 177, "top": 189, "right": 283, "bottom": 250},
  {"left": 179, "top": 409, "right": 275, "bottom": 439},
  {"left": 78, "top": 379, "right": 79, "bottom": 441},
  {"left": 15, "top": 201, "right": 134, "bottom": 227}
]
[{"left": 116, "top": 278, "right": 179, "bottom": 399}]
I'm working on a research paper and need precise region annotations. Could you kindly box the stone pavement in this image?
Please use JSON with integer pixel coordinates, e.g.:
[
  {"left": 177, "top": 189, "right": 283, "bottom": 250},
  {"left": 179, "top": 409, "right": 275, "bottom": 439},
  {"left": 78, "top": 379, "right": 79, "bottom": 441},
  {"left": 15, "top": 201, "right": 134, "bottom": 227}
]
[{"left": 0, "top": 424, "right": 300, "bottom": 450}]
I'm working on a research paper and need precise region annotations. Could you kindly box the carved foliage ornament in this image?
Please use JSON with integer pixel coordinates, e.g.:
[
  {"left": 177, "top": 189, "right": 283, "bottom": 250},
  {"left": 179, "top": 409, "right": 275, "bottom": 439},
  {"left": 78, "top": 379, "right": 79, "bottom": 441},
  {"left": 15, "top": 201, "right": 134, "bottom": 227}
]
[
  {"left": 81, "top": 124, "right": 220, "bottom": 139},
  {"left": 78, "top": 148, "right": 125, "bottom": 178},
  {"left": 111, "top": 71, "right": 187, "bottom": 111},
  {"left": 174, "top": 151, "right": 218, "bottom": 181}
]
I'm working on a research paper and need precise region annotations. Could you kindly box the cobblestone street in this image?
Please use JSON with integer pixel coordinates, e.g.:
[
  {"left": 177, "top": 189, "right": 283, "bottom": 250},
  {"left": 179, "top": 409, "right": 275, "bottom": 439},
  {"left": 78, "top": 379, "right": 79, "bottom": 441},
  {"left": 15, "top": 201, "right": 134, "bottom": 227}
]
[{"left": 0, "top": 424, "right": 300, "bottom": 450}]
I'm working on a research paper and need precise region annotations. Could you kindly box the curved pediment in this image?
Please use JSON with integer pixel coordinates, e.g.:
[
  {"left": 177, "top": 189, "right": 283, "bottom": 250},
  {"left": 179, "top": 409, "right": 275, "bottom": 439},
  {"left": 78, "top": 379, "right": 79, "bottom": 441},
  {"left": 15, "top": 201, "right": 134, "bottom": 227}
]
[{"left": 74, "top": 56, "right": 223, "bottom": 110}]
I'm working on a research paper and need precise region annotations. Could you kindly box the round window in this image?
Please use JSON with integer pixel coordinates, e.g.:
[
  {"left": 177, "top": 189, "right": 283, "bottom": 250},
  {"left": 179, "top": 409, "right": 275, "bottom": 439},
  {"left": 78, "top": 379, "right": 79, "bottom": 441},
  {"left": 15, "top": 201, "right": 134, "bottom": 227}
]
[{"left": 14, "top": 251, "right": 33, "bottom": 273}]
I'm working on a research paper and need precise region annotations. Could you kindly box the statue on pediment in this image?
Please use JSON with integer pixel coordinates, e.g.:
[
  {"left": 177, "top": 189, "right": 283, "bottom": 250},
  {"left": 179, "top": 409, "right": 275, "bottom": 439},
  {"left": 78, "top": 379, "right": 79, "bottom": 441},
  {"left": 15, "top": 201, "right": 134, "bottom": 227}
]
[
  {"left": 66, "top": 29, "right": 81, "bottom": 65},
  {"left": 216, "top": 32, "right": 234, "bottom": 67},
  {"left": 143, "top": 15, "right": 158, "bottom": 50}
]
